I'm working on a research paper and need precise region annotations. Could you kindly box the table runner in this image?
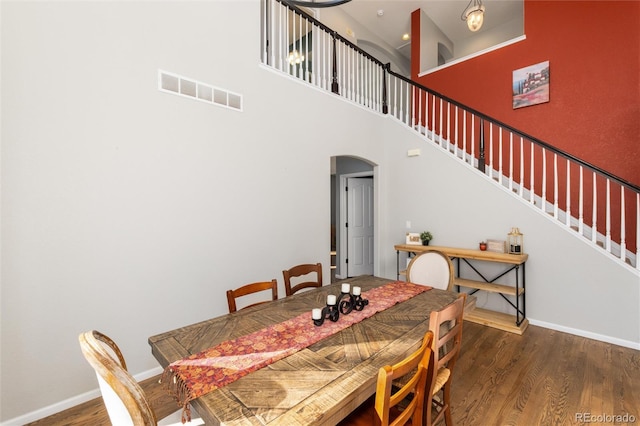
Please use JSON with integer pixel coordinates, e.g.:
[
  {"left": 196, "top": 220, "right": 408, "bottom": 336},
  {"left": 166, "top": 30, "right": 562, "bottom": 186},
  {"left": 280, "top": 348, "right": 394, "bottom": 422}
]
[{"left": 162, "top": 281, "right": 431, "bottom": 422}]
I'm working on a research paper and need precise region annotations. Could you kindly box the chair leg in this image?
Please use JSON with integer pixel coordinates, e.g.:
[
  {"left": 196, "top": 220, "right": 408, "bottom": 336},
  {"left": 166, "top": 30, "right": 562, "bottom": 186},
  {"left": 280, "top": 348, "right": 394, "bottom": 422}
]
[
  {"left": 443, "top": 384, "right": 453, "bottom": 426},
  {"left": 424, "top": 393, "right": 434, "bottom": 426}
]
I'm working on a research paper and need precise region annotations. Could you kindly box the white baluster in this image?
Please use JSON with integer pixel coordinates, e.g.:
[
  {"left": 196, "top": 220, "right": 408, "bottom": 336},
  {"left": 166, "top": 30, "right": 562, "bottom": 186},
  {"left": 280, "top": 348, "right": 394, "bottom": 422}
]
[
  {"left": 454, "top": 107, "right": 459, "bottom": 157},
  {"left": 541, "top": 148, "right": 547, "bottom": 213},
  {"left": 519, "top": 137, "right": 524, "bottom": 197},
  {"left": 620, "top": 186, "right": 626, "bottom": 261},
  {"left": 405, "top": 81, "right": 410, "bottom": 126},
  {"left": 471, "top": 115, "right": 475, "bottom": 166},
  {"left": 431, "top": 94, "right": 436, "bottom": 140},
  {"left": 489, "top": 123, "right": 494, "bottom": 177},
  {"left": 553, "top": 154, "right": 559, "bottom": 218},
  {"left": 579, "top": 166, "right": 584, "bottom": 234},
  {"left": 446, "top": 102, "right": 451, "bottom": 151},
  {"left": 530, "top": 143, "right": 535, "bottom": 203},
  {"left": 592, "top": 172, "right": 598, "bottom": 244},
  {"left": 499, "top": 128, "right": 503, "bottom": 186},
  {"left": 636, "top": 193, "right": 639, "bottom": 270},
  {"left": 509, "top": 133, "right": 514, "bottom": 192},
  {"left": 566, "top": 160, "right": 571, "bottom": 226},
  {"left": 439, "top": 98, "right": 443, "bottom": 146},
  {"left": 606, "top": 178, "right": 611, "bottom": 251}
]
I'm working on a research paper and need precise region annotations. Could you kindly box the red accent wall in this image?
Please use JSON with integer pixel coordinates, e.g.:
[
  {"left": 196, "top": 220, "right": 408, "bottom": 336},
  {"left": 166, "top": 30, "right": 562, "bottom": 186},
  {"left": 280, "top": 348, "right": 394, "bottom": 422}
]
[{"left": 412, "top": 0, "right": 640, "bottom": 187}]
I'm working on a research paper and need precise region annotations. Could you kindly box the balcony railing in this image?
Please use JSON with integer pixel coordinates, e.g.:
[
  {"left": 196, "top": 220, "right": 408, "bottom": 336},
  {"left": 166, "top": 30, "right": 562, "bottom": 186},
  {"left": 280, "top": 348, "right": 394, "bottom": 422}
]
[{"left": 261, "top": 0, "right": 640, "bottom": 271}]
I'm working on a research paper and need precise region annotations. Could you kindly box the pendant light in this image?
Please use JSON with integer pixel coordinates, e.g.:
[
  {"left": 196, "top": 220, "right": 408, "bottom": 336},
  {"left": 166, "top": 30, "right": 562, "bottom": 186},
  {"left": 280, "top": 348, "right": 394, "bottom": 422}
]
[{"left": 461, "top": 0, "right": 485, "bottom": 32}]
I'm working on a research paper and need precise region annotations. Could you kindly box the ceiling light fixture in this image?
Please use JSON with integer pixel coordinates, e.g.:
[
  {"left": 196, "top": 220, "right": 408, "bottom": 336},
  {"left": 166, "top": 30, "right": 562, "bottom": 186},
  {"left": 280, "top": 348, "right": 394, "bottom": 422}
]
[
  {"left": 285, "top": 0, "right": 352, "bottom": 8},
  {"left": 287, "top": 50, "right": 305, "bottom": 65},
  {"left": 461, "top": 0, "right": 485, "bottom": 32}
]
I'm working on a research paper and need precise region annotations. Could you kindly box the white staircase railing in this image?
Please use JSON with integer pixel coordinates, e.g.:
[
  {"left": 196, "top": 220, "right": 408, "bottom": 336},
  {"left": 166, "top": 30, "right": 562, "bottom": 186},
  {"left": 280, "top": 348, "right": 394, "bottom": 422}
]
[{"left": 262, "top": 0, "right": 640, "bottom": 271}]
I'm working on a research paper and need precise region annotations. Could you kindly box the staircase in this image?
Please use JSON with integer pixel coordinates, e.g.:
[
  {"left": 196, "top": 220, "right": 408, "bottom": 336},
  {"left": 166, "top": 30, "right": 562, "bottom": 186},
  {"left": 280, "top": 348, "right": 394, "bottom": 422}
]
[{"left": 262, "top": 0, "right": 640, "bottom": 272}]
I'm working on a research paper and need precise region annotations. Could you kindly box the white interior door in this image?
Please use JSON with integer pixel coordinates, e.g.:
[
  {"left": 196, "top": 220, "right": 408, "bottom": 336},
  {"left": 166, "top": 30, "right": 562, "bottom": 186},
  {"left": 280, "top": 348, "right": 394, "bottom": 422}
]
[{"left": 346, "top": 177, "right": 374, "bottom": 277}]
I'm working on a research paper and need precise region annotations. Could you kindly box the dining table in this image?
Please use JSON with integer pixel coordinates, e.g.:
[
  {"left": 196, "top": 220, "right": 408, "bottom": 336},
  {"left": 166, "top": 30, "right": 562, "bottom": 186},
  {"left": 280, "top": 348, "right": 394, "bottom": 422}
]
[{"left": 148, "top": 275, "right": 460, "bottom": 425}]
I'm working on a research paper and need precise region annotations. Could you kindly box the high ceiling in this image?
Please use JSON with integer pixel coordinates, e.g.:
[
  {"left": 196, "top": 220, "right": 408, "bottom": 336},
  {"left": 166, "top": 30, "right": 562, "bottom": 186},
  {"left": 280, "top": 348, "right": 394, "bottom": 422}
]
[{"left": 335, "top": 0, "right": 524, "bottom": 60}]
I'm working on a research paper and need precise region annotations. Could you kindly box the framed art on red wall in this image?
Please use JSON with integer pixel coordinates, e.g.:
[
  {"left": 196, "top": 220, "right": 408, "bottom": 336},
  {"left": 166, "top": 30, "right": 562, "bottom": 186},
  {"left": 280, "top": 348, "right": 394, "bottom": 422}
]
[{"left": 512, "top": 61, "right": 550, "bottom": 109}]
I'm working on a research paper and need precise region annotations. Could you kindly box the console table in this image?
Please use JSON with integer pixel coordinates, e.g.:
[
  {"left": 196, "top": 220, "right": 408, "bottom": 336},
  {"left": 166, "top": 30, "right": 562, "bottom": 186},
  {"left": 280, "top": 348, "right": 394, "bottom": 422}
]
[{"left": 395, "top": 244, "right": 528, "bottom": 335}]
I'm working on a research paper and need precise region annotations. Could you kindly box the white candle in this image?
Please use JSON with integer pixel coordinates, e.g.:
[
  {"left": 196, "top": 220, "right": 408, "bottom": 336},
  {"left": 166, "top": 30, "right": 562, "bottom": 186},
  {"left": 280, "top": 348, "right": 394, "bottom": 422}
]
[
  {"left": 341, "top": 283, "right": 350, "bottom": 293},
  {"left": 352, "top": 286, "right": 361, "bottom": 296},
  {"left": 312, "top": 308, "right": 322, "bottom": 320},
  {"left": 327, "top": 294, "right": 337, "bottom": 305}
]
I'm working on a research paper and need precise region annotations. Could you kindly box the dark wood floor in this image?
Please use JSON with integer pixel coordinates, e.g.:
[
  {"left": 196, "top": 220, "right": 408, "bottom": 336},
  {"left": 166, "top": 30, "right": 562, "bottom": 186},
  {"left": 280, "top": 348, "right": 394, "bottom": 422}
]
[{"left": 28, "top": 322, "right": 640, "bottom": 425}]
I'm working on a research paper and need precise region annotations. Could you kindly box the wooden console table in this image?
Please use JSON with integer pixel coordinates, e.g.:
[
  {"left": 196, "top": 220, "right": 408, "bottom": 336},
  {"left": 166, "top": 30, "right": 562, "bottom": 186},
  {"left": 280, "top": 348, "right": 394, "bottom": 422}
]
[{"left": 394, "top": 244, "right": 528, "bottom": 335}]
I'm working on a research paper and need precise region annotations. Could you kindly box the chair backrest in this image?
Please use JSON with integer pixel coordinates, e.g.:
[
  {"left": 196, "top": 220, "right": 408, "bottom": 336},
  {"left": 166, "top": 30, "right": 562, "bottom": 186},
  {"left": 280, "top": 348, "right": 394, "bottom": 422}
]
[
  {"left": 226, "top": 279, "right": 278, "bottom": 313},
  {"left": 79, "top": 330, "right": 156, "bottom": 426},
  {"left": 374, "top": 330, "right": 434, "bottom": 426},
  {"left": 282, "top": 263, "right": 323, "bottom": 296},
  {"left": 407, "top": 251, "right": 454, "bottom": 291},
  {"left": 427, "top": 293, "right": 466, "bottom": 404}
]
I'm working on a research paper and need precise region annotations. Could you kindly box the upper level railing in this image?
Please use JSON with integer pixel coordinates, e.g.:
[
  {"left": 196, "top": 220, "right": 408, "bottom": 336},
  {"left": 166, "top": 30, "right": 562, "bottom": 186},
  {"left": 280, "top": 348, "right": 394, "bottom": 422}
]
[{"left": 261, "top": 0, "right": 640, "bottom": 271}]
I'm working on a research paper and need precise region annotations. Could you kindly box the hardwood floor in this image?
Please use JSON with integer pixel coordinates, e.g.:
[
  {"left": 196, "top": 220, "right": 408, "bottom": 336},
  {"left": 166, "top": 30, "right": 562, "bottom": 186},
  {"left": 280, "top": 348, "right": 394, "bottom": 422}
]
[{"left": 28, "top": 322, "right": 640, "bottom": 425}]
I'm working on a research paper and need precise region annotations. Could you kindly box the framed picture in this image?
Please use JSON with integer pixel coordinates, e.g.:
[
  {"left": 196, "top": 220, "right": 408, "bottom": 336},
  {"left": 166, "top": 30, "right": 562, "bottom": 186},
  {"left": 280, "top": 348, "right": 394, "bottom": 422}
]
[
  {"left": 512, "top": 61, "right": 550, "bottom": 109},
  {"left": 406, "top": 232, "right": 421, "bottom": 245},
  {"left": 486, "top": 239, "right": 506, "bottom": 253}
]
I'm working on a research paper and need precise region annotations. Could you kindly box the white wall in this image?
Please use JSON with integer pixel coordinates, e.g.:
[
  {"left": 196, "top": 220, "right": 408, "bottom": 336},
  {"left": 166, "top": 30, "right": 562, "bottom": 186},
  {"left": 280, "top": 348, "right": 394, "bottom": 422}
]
[
  {"left": 0, "top": 0, "right": 389, "bottom": 421},
  {"left": 1, "top": 0, "right": 638, "bottom": 423},
  {"left": 377, "top": 120, "right": 640, "bottom": 347}
]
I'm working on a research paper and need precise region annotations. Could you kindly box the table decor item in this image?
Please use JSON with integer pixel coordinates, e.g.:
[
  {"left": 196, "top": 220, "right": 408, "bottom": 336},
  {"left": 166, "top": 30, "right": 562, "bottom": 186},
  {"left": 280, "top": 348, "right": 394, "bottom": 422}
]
[
  {"left": 420, "top": 231, "right": 433, "bottom": 246},
  {"left": 508, "top": 227, "right": 524, "bottom": 254},
  {"left": 486, "top": 239, "right": 506, "bottom": 253},
  {"left": 406, "top": 232, "right": 421, "bottom": 245}
]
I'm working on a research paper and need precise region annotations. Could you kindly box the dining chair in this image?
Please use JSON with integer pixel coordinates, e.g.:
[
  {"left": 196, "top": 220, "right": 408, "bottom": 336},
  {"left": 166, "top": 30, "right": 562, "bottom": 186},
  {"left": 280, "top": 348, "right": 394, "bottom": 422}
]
[
  {"left": 282, "top": 262, "right": 323, "bottom": 296},
  {"left": 339, "top": 330, "right": 435, "bottom": 426},
  {"left": 406, "top": 251, "right": 454, "bottom": 291},
  {"left": 226, "top": 279, "right": 278, "bottom": 313},
  {"left": 425, "top": 293, "right": 466, "bottom": 426},
  {"left": 78, "top": 330, "right": 203, "bottom": 425}
]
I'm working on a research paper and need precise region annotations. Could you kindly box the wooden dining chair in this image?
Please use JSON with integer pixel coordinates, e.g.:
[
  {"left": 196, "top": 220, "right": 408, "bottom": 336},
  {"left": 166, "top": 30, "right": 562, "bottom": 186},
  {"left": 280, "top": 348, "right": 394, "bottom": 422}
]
[
  {"left": 425, "top": 293, "right": 466, "bottom": 426},
  {"left": 339, "top": 330, "right": 435, "bottom": 426},
  {"left": 282, "top": 262, "right": 323, "bottom": 296},
  {"left": 226, "top": 279, "right": 278, "bottom": 313},
  {"left": 407, "top": 251, "right": 454, "bottom": 291},
  {"left": 78, "top": 330, "right": 203, "bottom": 425}
]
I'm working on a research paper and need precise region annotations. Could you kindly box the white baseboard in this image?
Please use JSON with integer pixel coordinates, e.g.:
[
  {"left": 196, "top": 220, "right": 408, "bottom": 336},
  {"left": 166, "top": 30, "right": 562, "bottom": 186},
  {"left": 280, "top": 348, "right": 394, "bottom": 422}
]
[
  {"left": 529, "top": 318, "right": 640, "bottom": 350},
  {"left": 1, "top": 367, "right": 163, "bottom": 426}
]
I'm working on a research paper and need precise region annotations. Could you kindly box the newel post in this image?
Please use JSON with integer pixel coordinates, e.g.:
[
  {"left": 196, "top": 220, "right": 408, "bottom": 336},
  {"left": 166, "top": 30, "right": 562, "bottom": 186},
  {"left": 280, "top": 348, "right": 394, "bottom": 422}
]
[
  {"left": 382, "top": 63, "right": 389, "bottom": 115},
  {"left": 331, "top": 32, "right": 339, "bottom": 94}
]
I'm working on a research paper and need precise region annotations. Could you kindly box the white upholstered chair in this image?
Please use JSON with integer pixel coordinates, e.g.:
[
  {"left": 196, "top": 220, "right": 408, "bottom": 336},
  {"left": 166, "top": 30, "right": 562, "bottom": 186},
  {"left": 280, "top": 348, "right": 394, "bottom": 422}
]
[
  {"left": 79, "top": 330, "right": 203, "bottom": 425},
  {"left": 406, "top": 251, "right": 455, "bottom": 291}
]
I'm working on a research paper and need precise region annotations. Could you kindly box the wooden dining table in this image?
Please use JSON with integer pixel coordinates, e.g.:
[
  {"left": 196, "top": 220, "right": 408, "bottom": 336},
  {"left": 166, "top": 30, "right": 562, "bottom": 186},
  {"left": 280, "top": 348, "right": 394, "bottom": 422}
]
[{"left": 148, "top": 275, "right": 459, "bottom": 425}]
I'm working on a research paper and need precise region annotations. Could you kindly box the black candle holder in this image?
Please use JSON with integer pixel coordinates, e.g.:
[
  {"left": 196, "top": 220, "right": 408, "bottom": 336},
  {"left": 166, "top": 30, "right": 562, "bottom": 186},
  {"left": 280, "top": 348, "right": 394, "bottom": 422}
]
[
  {"left": 353, "top": 294, "right": 369, "bottom": 311},
  {"left": 337, "top": 291, "right": 355, "bottom": 315},
  {"left": 313, "top": 303, "right": 340, "bottom": 326}
]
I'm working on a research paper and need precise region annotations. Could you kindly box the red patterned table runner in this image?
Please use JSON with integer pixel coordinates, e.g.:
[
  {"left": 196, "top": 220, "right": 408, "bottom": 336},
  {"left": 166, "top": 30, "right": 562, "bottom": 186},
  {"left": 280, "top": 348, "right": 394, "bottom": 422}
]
[{"left": 162, "top": 281, "right": 431, "bottom": 422}]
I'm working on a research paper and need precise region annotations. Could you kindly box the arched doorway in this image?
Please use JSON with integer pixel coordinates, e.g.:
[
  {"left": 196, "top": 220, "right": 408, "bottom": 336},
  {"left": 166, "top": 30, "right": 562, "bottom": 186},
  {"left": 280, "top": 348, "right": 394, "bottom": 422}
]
[{"left": 331, "top": 156, "right": 376, "bottom": 280}]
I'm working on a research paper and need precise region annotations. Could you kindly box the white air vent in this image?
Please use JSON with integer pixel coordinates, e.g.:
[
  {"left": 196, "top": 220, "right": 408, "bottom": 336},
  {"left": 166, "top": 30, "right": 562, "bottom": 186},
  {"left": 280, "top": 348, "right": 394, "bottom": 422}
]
[{"left": 158, "top": 70, "right": 242, "bottom": 112}]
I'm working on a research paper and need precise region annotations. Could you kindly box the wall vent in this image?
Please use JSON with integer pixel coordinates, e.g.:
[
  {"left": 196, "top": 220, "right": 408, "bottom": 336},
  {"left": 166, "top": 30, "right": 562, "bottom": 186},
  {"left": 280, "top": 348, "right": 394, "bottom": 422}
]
[{"left": 158, "top": 70, "right": 242, "bottom": 111}]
